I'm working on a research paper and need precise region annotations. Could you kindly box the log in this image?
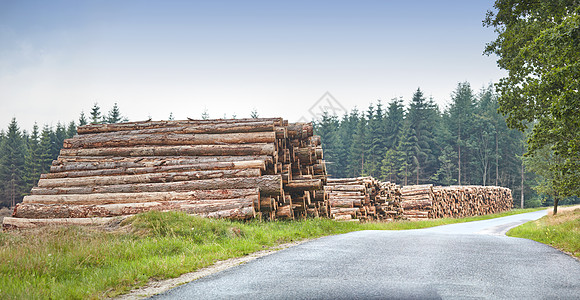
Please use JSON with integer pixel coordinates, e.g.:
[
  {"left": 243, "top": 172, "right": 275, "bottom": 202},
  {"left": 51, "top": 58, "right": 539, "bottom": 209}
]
[
  {"left": 76, "top": 118, "right": 284, "bottom": 134},
  {"left": 45, "top": 160, "right": 267, "bottom": 179},
  {"left": 22, "top": 189, "right": 259, "bottom": 205},
  {"left": 63, "top": 132, "right": 277, "bottom": 149},
  {"left": 2, "top": 216, "right": 127, "bottom": 229},
  {"left": 76, "top": 121, "right": 276, "bottom": 136},
  {"left": 37, "top": 168, "right": 261, "bottom": 188},
  {"left": 59, "top": 144, "right": 276, "bottom": 157},
  {"left": 284, "top": 179, "right": 323, "bottom": 192},
  {"left": 30, "top": 175, "right": 283, "bottom": 197},
  {"left": 14, "top": 197, "right": 256, "bottom": 219},
  {"left": 400, "top": 199, "right": 432, "bottom": 210},
  {"left": 52, "top": 155, "right": 274, "bottom": 166}
]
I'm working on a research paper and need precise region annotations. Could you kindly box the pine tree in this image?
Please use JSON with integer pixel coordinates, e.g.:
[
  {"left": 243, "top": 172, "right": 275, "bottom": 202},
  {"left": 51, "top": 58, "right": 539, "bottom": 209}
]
[
  {"left": 23, "top": 123, "right": 42, "bottom": 193},
  {"left": 201, "top": 108, "right": 210, "bottom": 120},
  {"left": 66, "top": 120, "right": 77, "bottom": 138},
  {"left": 446, "top": 82, "right": 477, "bottom": 185},
  {"left": 78, "top": 111, "right": 88, "bottom": 126},
  {"left": 406, "top": 88, "right": 439, "bottom": 184},
  {"left": 90, "top": 103, "right": 102, "bottom": 124},
  {"left": 0, "top": 118, "right": 26, "bottom": 207},
  {"left": 347, "top": 112, "right": 366, "bottom": 177},
  {"left": 384, "top": 97, "right": 405, "bottom": 149},
  {"left": 250, "top": 108, "right": 259, "bottom": 119},
  {"left": 39, "top": 125, "right": 54, "bottom": 174},
  {"left": 52, "top": 122, "right": 67, "bottom": 160},
  {"left": 105, "top": 102, "right": 127, "bottom": 123}
]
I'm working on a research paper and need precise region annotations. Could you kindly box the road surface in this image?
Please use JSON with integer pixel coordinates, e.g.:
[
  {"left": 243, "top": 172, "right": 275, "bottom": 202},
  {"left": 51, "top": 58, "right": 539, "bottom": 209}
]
[{"left": 153, "top": 210, "right": 580, "bottom": 299}]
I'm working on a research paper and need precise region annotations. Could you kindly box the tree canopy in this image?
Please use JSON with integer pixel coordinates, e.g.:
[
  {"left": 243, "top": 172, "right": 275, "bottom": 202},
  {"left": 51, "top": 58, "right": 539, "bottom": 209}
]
[{"left": 484, "top": 0, "right": 580, "bottom": 197}]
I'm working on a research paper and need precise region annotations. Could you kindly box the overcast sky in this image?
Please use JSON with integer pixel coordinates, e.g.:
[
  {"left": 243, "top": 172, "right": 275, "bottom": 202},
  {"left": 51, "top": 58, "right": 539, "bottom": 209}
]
[{"left": 0, "top": 0, "right": 504, "bottom": 131}]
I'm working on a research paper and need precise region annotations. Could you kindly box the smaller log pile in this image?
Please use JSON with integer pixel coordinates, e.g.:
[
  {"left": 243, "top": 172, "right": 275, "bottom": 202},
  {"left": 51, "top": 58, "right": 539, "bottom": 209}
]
[
  {"left": 326, "top": 177, "right": 403, "bottom": 221},
  {"left": 430, "top": 186, "right": 512, "bottom": 219},
  {"left": 399, "top": 184, "right": 513, "bottom": 220},
  {"left": 325, "top": 177, "right": 373, "bottom": 221},
  {"left": 399, "top": 185, "right": 433, "bottom": 220},
  {"left": 374, "top": 181, "right": 402, "bottom": 220}
]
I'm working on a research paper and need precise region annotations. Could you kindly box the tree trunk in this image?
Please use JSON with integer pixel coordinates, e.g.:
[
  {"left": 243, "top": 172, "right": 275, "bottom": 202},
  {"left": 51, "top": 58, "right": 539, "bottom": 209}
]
[
  {"left": 31, "top": 175, "right": 283, "bottom": 197},
  {"left": 59, "top": 144, "right": 276, "bottom": 157},
  {"left": 14, "top": 198, "right": 256, "bottom": 219},
  {"left": 45, "top": 160, "right": 266, "bottom": 179},
  {"left": 521, "top": 161, "right": 524, "bottom": 209},
  {"left": 23, "top": 188, "right": 260, "bottom": 205},
  {"left": 553, "top": 192, "right": 559, "bottom": 215},
  {"left": 37, "top": 168, "right": 261, "bottom": 188},
  {"left": 64, "top": 132, "right": 276, "bottom": 149},
  {"left": 76, "top": 118, "right": 284, "bottom": 134}
]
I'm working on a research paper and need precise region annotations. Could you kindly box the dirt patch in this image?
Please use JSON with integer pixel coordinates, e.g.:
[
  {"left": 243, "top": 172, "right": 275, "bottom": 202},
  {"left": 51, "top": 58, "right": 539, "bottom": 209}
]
[
  {"left": 114, "top": 239, "right": 311, "bottom": 299},
  {"left": 0, "top": 207, "right": 13, "bottom": 224}
]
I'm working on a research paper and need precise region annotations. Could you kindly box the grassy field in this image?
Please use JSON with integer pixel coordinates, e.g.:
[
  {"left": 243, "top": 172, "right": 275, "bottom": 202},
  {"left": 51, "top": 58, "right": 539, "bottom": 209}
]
[
  {"left": 0, "top": 208, "right": 542, "bottom": 299},
  {"left": 507, "top": 206, "right": 580, "bottom": 258}
]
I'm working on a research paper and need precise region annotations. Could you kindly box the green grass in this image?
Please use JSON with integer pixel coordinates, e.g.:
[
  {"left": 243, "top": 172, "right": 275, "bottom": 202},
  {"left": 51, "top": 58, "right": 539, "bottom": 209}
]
[
  {"left": 0, "top": 208, "right": 543, "bottom": 299},
  {"left": 507, "top": 207, "right": 580, "bottom": 258}
]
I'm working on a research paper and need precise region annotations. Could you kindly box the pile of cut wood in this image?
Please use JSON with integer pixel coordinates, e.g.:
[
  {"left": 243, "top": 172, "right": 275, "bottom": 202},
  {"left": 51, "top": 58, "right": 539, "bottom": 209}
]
[
  {"left": 430, "top": 186, "right": 512, "bottom": 218},
  {"left": 3, "top": 118, "right": 328, "bottom": 228},
  {"left": 325, "top": 177, "right": 402, "bottom": 221},
  {"left": 399, "top": 184, "right": 513, "bottom": 220}
]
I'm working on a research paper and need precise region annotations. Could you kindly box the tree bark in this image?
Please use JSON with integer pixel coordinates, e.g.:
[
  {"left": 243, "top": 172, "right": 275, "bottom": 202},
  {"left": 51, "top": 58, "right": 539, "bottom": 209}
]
[
  {"left": 59, "top": 144, "right": 276, "bottom": 157},
  {"left": 31, "top": 175, "right": 282, "bottom": 197},
  {"left": 76, "top": 118, "right": 284, "bottom": 134},
  {"left": 44, "top": 161, "right": 266, "bottom": 179},
  {"left": 23, "top": 188, "right": 260, "bottom": 205},
  {"left": 37, "top": 168, "right": 261, "bottom": 188},
  {"left": 63, "top": 132, "right": 276, "bottom": 149},
  {"left": 14, "top": 197, "right": 256, "bottom": 219}
]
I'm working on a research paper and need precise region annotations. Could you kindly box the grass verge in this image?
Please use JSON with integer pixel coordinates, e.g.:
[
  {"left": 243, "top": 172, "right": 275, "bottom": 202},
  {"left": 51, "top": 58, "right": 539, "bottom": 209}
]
[
  {"left": 507, "top": 207, "right": 580, "bottom": 258},
  {"left": 0, "top": 207, "right": 542, "bottom": 299}
]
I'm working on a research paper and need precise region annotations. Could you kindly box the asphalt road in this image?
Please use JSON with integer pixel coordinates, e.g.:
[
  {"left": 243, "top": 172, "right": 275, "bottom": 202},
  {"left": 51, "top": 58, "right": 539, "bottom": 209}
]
[{"left": 153, "top": 210, "right": 580, "bottom": 299}]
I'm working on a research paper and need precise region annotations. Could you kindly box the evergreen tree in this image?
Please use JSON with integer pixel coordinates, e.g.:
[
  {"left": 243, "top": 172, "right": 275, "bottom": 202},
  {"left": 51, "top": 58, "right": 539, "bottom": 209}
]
[
  {"left": 90, "top": 103, "right": 102, "bottom": 124},
  {"left": 39, "top": 125, "right": 54, "bottom": 174},
  {"left": 315, "top": 111, "right": 341, "bottom": 177},
  {"left": 23, "top": 123, "right": 42, "bottom": 193},
  {"left": 384, "top": 97, "right": 405, "bottom": 149},
  {"left": 78, "top": 111, "right": 88, "bottom": 126},
  {"left": 105, "top": 103, "right": 127, "bottom": 123},
  {"left": 397, "top": 121, "right": 416, "bottom": 186},
  {"left": 347, "top": 112, "right": 366, "bottom": 177},
  {"left": 446, "top": 82, "right": 477, "bottom": 185},
  {"left": 406, "top": 88, "right": 439, "bottom": 184},
  {"left": 52, "top": 122, "right": 67, "bottom": 160},
  {"left": 0, "top": 118, "right": 26, "bottom": 207},
  {"left": 66, "top": 121, "right": 77, "bottom": 138},
  {"left": 363, "top": 103, "right": 384, "bottom": 177}
]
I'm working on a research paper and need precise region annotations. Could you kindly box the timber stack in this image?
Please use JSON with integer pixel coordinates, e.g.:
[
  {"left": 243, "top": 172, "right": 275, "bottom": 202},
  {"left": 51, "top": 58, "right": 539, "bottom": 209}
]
[
  {"left": 3, "top": 118, "right": 328, "bottom": 228},
  {"left": 399, "top": 184, "right": 513, "bottom": 220},
  {"left": 325, "top": 177, "right": 402, "bottom": 221},
  {"left": 430, "top": 186, "right": 512, "bottom": 218}
]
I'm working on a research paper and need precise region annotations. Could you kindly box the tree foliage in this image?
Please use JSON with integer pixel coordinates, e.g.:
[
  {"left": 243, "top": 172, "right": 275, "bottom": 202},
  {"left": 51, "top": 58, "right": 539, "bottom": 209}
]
[{"left": 484, "top": 0, "right": 580, "bottom": 197}]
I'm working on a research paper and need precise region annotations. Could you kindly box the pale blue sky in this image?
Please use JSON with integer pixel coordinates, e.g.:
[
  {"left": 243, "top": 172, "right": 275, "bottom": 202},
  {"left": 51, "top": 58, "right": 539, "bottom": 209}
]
[{"left": 0, "top": 0, "right": 504, "bottom": 130}]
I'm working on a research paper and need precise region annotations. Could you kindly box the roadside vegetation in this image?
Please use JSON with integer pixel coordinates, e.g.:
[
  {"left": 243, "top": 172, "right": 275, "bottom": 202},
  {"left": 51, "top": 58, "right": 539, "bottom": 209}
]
[
  {"left": 0, "top": 208, "right": 542, "bottom": 299},
  {"left": 507, "top": 206, "right": 580, "bottom": 258}
]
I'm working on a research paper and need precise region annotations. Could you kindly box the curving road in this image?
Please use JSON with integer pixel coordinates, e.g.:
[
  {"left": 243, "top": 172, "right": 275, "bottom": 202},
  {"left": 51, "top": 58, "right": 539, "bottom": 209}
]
[{"left": 152, "top": 210, "right": 580, "bottom": 299}]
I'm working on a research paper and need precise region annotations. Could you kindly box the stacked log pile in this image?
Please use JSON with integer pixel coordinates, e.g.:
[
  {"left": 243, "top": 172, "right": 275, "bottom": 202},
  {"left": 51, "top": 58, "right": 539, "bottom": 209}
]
[
  {"left": 3, "top": 118, "right": 328, "bottom": 228},
  {"left": 399, "top": 184, "right": 513, "bottom": 220},
  {"left": 399, "top": 185, "right": 433, "bottom": 220},
  {"left": 325, "top": 177, "right": 402, "bottom": 221},
  {"left": 430, "top": 186, "right": 512, "bottom": 219},
  {"left": 375, "top": 181, "right": 402, "bottom": 220}
]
